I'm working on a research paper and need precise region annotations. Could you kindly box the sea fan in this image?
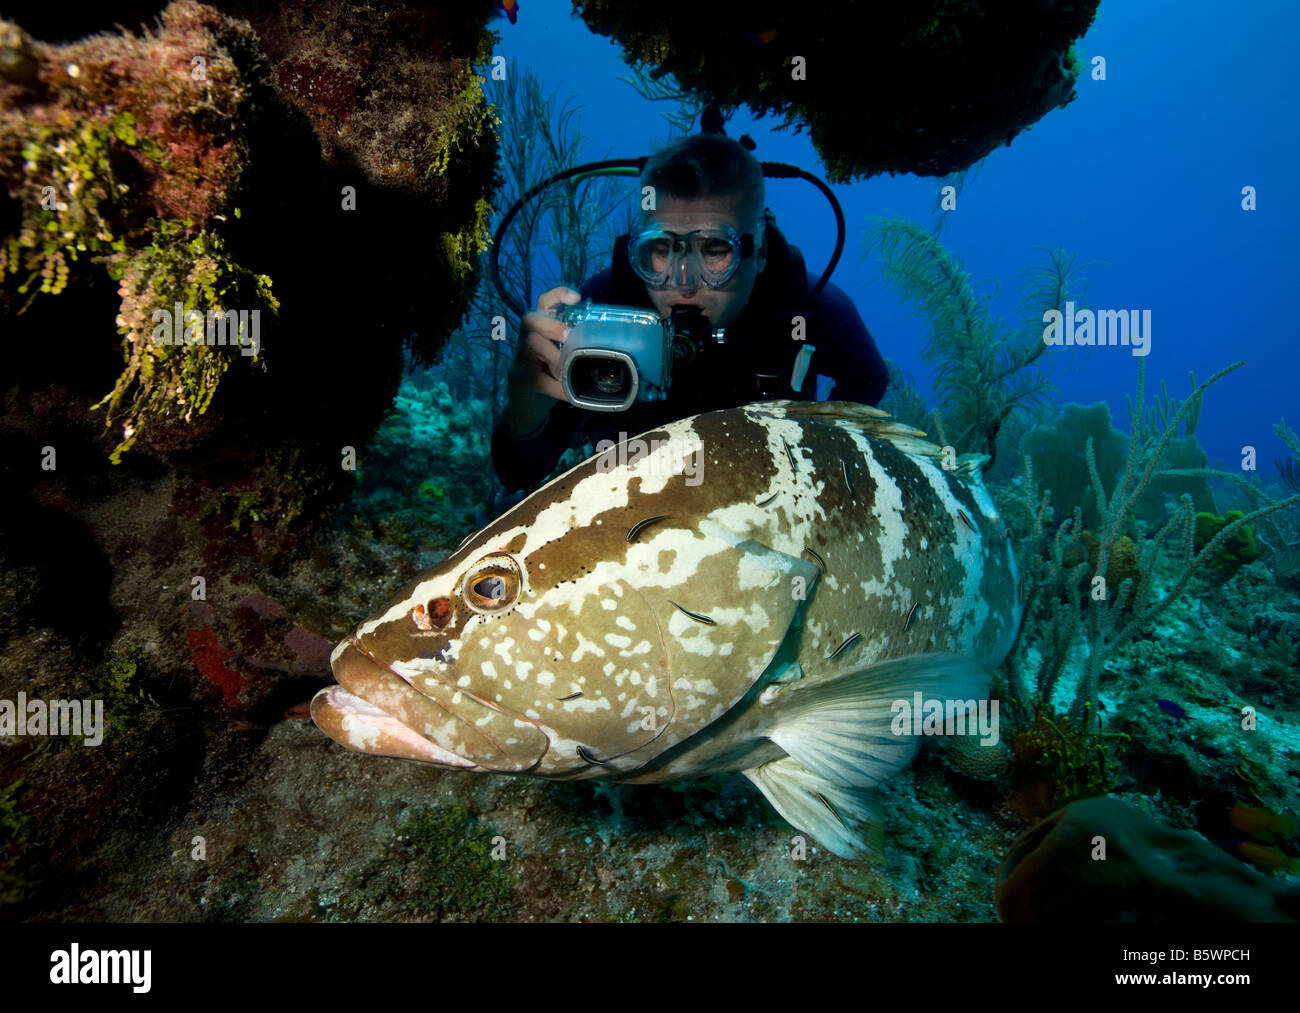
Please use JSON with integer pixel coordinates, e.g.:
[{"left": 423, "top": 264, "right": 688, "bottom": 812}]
[{"left": 863, "top": 217, "right": 1086, "bottom": 470}]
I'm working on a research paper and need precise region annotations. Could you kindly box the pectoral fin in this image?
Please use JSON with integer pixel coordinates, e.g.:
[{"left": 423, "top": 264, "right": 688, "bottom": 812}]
[
  {"left": 744, "top": 758, "right": 884, "bottom": 860},
  {"left": 767, "top": 652, "right": 990, "bottom": 788},
  {"left": 745, "top": 653, "right": 991, "bottom": 859}
]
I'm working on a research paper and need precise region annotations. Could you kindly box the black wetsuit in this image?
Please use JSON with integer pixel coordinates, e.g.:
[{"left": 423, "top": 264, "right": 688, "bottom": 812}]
[{"left": 491, "top": 221, "right": 888, "bottom": 491}]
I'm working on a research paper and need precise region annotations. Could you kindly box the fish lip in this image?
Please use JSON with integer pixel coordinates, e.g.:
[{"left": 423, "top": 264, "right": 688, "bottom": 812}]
[
  {"left": 349, "top": 632, "right": 457, "bottom": 696},
  {"left": 342, "top": 633, "right": 553, "bottom": 775},
  {"left": 327, "top": 636, "right": 479, "bottom": 770}
]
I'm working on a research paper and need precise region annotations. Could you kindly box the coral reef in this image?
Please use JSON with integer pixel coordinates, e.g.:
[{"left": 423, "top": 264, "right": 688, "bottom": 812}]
[
  {"left": 0, "top": 5, "right": 277, "bottom": 457},
  {"left": 0, "top": 0, "right": 505, "bottom": 923},
  {"left": 1006, "top": 704, "right": 1125, "bottom": 820},
  {"left": 1021, "top": 402, "right": 1126, "bottom": 531},
  {"left": 864, "top": 221, "right": 1086, "bottom": 468},
  {"left": 1008, "top": 359, "right": 1300, "bottom": 724},
  {"left": 1020, "top": 401, "right": 1216, "bottom": 532},
  {"left": 1067, "top": 530, "right": 1142, "bottom": 603},
  {"left": 1134, "top": 435, "right": 1217, "bottom": 526},
  {"left": 573, "top": 0, "right": 1099, "bottom": 181},
  {"left": 2, "top": 2, "right": 501, "bottom": 459},
  {"left": 1194, "top": 510, "right": 1261, "bottom": 576}
]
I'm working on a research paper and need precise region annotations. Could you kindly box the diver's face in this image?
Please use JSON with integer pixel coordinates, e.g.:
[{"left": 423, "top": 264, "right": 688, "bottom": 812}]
[{"left": 641, "top": 192, "right": 765, "bottom": 329}]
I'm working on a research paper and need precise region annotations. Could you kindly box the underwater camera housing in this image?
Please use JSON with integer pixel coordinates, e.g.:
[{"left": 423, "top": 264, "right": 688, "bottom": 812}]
[{"left": 557, "top": 301, "right": 717, "bottom": 412}]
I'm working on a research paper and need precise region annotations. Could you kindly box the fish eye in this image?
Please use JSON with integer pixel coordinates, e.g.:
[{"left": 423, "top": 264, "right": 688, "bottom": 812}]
[
  {"left": 473, "top": 574, "right": 507, "bottom": 601},
  {"left": 461, "top": 552, "right": 523, "bottom": 615}
]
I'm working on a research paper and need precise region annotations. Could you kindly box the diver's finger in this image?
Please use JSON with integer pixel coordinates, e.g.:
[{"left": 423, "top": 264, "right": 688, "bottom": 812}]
[
  {"left": 522, "top": 328, "right": 564, "bottom": 373},
  {"left": 536, "top": 286, "right": 582, "bottom": 314},
  {"left": 506, "top": 349, "right": 566, "bottom": 403},
  {"left": 532, "top": 371, "right": 565, "bottom": 402},
  {"left": 520, "top": 311, "right": 569, "bottom": 348}
]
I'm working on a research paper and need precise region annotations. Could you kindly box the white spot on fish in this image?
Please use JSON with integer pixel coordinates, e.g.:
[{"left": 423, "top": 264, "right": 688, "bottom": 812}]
[
  {"left": 343, "top": 714, "right": 380, "bottom": 751},
  {"left": 605, "top": 633, "right": 631, "bottom": 649},
  {"left": 616, "top": 616, "right": 636, "bottom": 631},
  {"left": 493, "top": 639, "right": 516, "bottom": 666},
  {"left": 564, "top": 696, "right": 611, "bottom": 714},
  {"left": 571, "top": 633, "right": 604, "bottom": 663}
]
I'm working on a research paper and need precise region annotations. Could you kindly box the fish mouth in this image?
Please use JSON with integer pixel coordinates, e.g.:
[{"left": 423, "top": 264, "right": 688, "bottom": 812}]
[
  {"left": 310, "top": 639, "right": 478, "bottom": 768},
  {"left": 312, "top": 635, "right": 551, "bottom": 773}
]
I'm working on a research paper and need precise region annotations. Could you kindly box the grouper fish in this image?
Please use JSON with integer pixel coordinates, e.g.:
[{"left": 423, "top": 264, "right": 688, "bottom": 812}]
[{"left": 312, "top": 400, "right": 1021, "bottom": 858}]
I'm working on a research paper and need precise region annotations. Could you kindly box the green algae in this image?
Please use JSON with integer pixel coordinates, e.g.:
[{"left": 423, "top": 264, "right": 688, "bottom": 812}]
[
  {"left": 82, "top": 647, "right": 158, "bottom": 742},
  {"left": 95, "top": 219, "right": 279, "bottom": 462},
  {"left": 338, "top": 805, "right": 515, "bottom": 921},
  {"left": 1, "top": 112, "right": 151, "bottom": 306},
  {"left": 4, "top": 102, "right": 277, "bottom": 462}
]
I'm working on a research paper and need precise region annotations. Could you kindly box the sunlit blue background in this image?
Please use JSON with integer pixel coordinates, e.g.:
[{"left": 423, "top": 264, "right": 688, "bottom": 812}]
[{"left": 488, "top": 0, "right": 1297, "bottom": 477}]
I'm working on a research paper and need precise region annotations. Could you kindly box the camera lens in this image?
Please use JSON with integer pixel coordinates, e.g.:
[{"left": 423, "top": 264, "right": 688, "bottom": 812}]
[
  {"left": 573, "top": 357, "right": 631, "bottom": 401},
  {"left": 595, "top": 364, "right": 624, "bottom": 393}
]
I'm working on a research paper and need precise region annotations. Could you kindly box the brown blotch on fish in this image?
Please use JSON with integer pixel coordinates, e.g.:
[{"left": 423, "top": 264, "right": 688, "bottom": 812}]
[
  {"left": 669, "top": 600, "right": 715, "bottom": 625},
  {"left": 429, "top": 597, "right": 453, "bottom": 629},
  {"left": 626, "top": 514, "right": 671, "bottom": 543}
]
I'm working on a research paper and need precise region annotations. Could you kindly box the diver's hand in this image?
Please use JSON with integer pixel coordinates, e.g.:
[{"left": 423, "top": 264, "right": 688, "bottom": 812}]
[{"left": 500, "top": 286, "right": 582, "bottom": 437}]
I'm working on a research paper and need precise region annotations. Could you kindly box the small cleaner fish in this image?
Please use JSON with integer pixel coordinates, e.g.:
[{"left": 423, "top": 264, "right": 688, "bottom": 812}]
[{"left": 312, "top": 401, "right": 1021, "bottom": 858}]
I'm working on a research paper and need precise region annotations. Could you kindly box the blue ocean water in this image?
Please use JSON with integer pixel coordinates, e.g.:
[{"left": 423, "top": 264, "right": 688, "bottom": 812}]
[{"left": 493, "top": 0, "right": 1297, "bottom": 478}]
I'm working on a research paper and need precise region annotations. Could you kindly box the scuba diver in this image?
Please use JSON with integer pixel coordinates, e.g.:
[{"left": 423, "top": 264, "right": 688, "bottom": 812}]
[{"left": 492, "top": 125, "right": 889, "bottom": 492}]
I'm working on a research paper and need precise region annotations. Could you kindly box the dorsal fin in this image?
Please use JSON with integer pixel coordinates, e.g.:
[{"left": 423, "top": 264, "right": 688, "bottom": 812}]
[{"left": 745, "top": 399, "right": 949, "bottom": 464}]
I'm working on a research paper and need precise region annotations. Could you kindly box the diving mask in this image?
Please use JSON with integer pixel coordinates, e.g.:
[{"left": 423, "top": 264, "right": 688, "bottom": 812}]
[{"left": 628, "top": 221, "right": 764, "bottom": 289}]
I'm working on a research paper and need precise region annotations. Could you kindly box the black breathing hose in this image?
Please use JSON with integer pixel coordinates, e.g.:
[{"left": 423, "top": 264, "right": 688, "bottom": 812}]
[{"left": 489, "top": 159, "right": 845, "bottom": 320}]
